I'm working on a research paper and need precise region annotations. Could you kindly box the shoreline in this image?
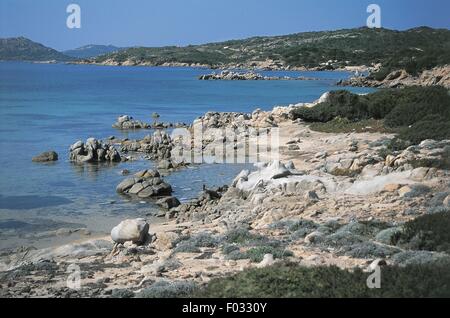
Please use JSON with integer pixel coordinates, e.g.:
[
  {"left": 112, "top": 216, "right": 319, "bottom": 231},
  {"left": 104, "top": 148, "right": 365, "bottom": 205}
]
[{"left": 1, "top": 92, "right": 449, "bottom": 297}]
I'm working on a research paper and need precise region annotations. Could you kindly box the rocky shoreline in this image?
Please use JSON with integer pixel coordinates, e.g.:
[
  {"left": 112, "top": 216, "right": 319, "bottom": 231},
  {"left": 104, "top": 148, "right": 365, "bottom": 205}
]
[
  {"left": 74, "top": 59, "right": 371, "bottom": 73},
  {"left": 1, "top": 95, "right": 450, "bottom": 298},
  {"left": 198, "top": 70, "right": 322, "bottom": 81},
  {"left": 338, "top": 65, "right": 450, "bottom": 89}
]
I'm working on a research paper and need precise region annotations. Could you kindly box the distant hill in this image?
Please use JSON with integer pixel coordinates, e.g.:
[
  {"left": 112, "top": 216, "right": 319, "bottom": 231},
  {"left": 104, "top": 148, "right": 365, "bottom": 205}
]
[
  {"left": 91, "top": 27, "right": 450, "bottom": 75},
  {"left": 0, "top": 37, "right": 72, "bottom": 61},
  {"left": 63, "top": 44, "right": 125, "bottom": 59}
]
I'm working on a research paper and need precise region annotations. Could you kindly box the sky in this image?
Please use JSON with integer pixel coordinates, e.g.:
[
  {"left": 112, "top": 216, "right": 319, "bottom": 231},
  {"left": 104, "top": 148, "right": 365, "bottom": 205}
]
[{"left": 1, "top": 0, "right": 449, "bottom": 51}]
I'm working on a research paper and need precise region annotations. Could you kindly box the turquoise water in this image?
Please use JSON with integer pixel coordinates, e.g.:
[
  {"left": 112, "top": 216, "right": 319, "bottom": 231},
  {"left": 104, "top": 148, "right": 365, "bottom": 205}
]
[{"left": 0, "top": 62, "right": 374, "bottom": 250}]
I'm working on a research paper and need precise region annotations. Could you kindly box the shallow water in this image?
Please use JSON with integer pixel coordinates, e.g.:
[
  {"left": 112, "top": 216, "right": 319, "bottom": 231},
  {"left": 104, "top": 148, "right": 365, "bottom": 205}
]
[{"left": 0, "top": 62, "right": 375, "bottom": 250}]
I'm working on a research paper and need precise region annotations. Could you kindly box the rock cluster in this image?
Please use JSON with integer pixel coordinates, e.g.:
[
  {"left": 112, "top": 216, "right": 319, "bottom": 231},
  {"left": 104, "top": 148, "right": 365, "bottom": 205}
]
[
  {"left": 199, "top": 70, "right": 269, "bottom": 80},
  {"left": 199, "top": 70, "right": 316, "bottom": 81},
  {"left": 69, "top": 138, "right": 121, "bottom": 163},
  {"left": 113, "top": 115, "right": 150, "bottom": 129},
  {"left": 121, "top": 130, "right": 173, "bottom": 161},
  {"left": 384, "top": 139, "right": 450, "bottom": 172},
  {"left": 171, "top": 186, "right": 228, "bottom": 222},
  {"left": 116, "top": 169, "right": 172, "bottom": 198},
  {"left": 338, "top": 65, "right": 450, "bottom": 89},
  {"left": 113, "top": 115, "right": 187, "bottom": 130}
]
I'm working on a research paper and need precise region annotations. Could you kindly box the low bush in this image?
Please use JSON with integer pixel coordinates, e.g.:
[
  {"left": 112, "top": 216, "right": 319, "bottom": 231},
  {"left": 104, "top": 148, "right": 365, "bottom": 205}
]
[
  {"left": 245, "top": 246, "right": 293, "bottom": 262},
  {"left": 222, "top": 227, "right": 279, "bottom": 247},
  {"left": 310, "top": 118, "right": 388, "bottom": 134},
  {"left": 291, "top": 86, "right": 450, "bottom": 145},
  {"left": 137, "top": 280, "right": 198, "bottom": 298},
  {"left": 397, "top": 117, "right": 450, "bottom": 146},
  {"left": 196, "top": 262, "right": 450, "bottom": 297},
  {"left": 174, "top": 232, "right": 219, "bottom": 253},
  {"left": 393, "top": 211, "right": 450, "bottom": 254},
  {"left": 224, "top": 245, "right": 293, "bottom": 262}
]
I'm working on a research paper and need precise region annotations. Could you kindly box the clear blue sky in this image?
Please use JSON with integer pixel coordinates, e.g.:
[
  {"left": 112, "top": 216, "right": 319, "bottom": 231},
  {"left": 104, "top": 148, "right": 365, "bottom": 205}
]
[{"left": 1, "top": 0, "right": 449, "bottom": 51}]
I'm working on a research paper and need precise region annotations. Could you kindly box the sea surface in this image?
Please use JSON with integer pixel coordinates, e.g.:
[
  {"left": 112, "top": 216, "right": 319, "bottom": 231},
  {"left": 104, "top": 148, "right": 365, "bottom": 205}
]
[{"left": 0, "top": 62, "right": 374, "bottom": 250}]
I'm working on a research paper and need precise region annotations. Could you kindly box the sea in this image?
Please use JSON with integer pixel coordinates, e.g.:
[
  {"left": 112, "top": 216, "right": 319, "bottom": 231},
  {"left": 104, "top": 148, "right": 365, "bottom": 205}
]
[{"left": 0, "top": 62, "right": 375, "bottom": 250}]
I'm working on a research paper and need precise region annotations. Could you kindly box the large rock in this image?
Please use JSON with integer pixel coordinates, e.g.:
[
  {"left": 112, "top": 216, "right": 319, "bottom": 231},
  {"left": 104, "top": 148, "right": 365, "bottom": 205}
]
[
  {"left": 156, "top": 196, "right": 180, "bottom": 209},
  {"left": 111, "top": 218, "right": 149, "bottom": 245},
  {"left": 32, "top": 151, "right": 58, "bottom": 162},
  {"left": 116, "top": 169, "right": 173, "bottom": 198},
  {"left": 69, "top": 138, "right": 121, "bottom": 163},
  {"left": 153, "top": 231, "right": 179, "bottom": 250},
  {"left": 116, "top": 177, "right": 140, "bottom": 193}
]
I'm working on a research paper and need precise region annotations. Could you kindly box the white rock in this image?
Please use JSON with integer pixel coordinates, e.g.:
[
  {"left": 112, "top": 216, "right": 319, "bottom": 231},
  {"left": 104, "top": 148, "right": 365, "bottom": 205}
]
[
  {"left": 316, "top": 91, "right": 330, "bottom": 104},
  {"left": 111, "top": 218, "right": 149, "bottom": 244},
  {"left": 231, "top": 169, "right": 250, "bottom": 187}
]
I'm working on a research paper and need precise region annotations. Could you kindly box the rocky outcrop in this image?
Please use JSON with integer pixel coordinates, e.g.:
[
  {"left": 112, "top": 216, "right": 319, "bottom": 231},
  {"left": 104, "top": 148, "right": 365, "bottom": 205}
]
[
  {"left": 116, "top": 169, "right": 172, "bottom": 198},
  {"left": 156, "top": 196, "right": 181, "bottom": 210},
  {"left": 384, "top": 139, "right": 450, "bottom": 172},
  {"left": 111, "top": 218, "right": 149, "bottom": 245},
  {"left": 32, "top": 151, "right": 58, "bottom": 162},
  {"left": 199, "top": 70, "right": 317, "bottom": 81},
  {"left": 113, "top": 115, "right": 187, "bottom": 130},
  {"left": 121, "top": 130, "right": 172, "bottom": 160},
  {"left": 172, "top": 186, "right": 228, "bottom": 222},
  {"left": 112, "top": 115, "right": 150, "bottom": 129},
  {"left": 338, "top": 65, "right": 450, "bottom": 89},
  {"left": 69, "top": 138, "right": 121, "bottom": 163},
  {"left": 232, "top": 161, "right": 328, "bottom": 204}
]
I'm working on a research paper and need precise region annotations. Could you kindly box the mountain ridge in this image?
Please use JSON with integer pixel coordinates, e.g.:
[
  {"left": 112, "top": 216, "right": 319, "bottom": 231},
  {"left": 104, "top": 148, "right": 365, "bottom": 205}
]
[
  {"left": 63, "top": 44, "right": 126, "bottom": 59},
  {"left": 86, "top": 26, "right": 450, "bottom": 76},
  {"left": 0, "top": 37, "right": 72, "bottom": 62}
]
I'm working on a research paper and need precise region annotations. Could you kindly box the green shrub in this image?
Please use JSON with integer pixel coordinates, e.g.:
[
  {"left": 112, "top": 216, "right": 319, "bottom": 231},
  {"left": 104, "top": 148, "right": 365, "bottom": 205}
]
[
  {"left": 196, "top": 262, "right": 450, "bottom": 298},
  {"left": 292, "top": 90, "right": 369, "bottom": 122},
  {"left": 222, "top": 227, "right": 279, "bottom": 247},
  {"left": 371, "top": 67, "right": 391, "bottom": 81},
  {"left": 397, "top": 117, "right": 450, "bottom": 145},
  {"left": 394, "top": 212, "right": 450, "bottom": 253},
  {"left": 244, "top": 246, "right": 293, "bottom": 262},
  {"left": 222, "top": 243, "right": 240, "bottom": 255},
  {"left": 174, "top": 232, "right": 219, "bottom": 253},
  {"left": 289, "top": 219, "right": 319, "bottom": 240},
  {"left": 377, "top": 138, "right": 411, "bottom": 158},
  {"left": 110, "top": 289, "right": 135, "bottom": 298},
  {"left": 292, "top": 86, "right": 450, "bottom": 145},
  {"left": 137, "top": 280, "right": 198, "bottom": 298}
]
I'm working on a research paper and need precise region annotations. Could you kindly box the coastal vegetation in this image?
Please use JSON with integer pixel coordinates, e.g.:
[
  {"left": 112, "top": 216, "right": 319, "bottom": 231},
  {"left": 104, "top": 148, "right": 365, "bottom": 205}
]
[
  {"left": 393, "top": 211, "right": 450, "bottom": 254},
  {"left": 89, "top": 27, "right": 450, "bottom": 71},
  {"left": 195, "top": 262, "right": 450, "bottom": 298},
  {"left": 292, "top": 86, "right": 450, "bottom": 145}
]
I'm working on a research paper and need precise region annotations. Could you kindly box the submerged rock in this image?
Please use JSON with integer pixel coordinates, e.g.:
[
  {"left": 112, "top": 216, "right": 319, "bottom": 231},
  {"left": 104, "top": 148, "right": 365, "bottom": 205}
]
[
  {"left": 32, "top": 151, "right": 58, "bottom": 162},
  {"left": 116, "top": 169, "right": 172, "bottom": 198}
]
